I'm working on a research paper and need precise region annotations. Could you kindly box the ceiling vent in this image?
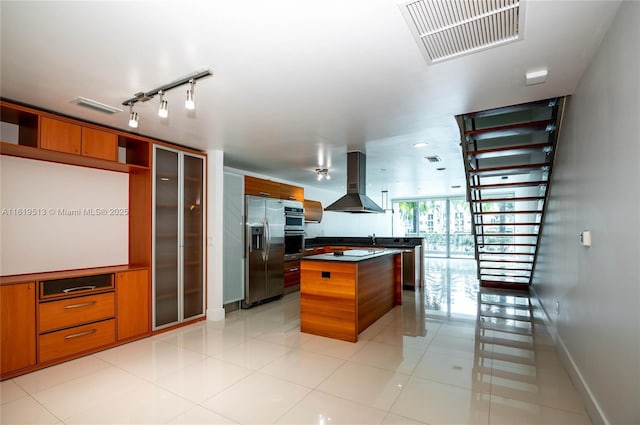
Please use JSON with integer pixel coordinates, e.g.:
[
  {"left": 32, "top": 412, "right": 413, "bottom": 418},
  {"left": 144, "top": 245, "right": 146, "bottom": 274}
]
[
  {"left": 425, "top": 155, "right": 441, "bottom": 163},
  {"left": 71, "top": 97, "right": 122, "bottom": 114},
  {"left": 399, "top": 0, "right": 526, "bottom": 64}
]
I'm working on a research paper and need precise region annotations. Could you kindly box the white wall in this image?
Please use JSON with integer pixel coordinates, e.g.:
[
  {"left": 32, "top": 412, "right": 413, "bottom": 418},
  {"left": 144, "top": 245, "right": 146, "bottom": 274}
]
[
  {"left": 303, "top": 185, "right": 392, "bottom": 238},
  {"left": 206, "top": 149, "right": 225, "bottom": 321},
  {"left": 532, "top": 3, "right": 639, "bottom": 424},
  {"left": 0, "top": 156, "right": 129, "bottom": 275}
]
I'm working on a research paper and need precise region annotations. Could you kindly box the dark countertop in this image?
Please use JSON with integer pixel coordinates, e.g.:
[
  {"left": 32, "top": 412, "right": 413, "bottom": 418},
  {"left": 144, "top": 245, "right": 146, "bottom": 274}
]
[
  {"left": 305, "top": 236, "right": 423, "bottom": 249},
  {"left": 302, "top": 248, "right": 401, "bottom": 263}
]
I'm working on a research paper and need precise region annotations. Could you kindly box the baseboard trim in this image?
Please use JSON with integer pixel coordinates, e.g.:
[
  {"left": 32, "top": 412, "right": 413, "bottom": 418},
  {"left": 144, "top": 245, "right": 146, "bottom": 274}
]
[
  {"left": 530, "top": 286, "right": 609, "bottom": 425},
  {"left": 206, "top": 307, "right": 225, "bottom": 322}
]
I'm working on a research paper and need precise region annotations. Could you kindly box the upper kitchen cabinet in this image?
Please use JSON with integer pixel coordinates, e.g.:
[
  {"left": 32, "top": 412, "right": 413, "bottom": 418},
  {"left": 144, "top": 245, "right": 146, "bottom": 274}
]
[
  {"left": 153, "top": 145, "right": 206, "bottom": 330},
  {"left": 279, "top": 183, "right": 304, "bottom": 202},
  {"left": 244, "top": 175, "right": 281, "bottom": 198},
  {"left": 41, "top": 117, "right": 117, "bottom": 161},
  {"left": 244, "top": 175, "right": 304, "bottom": 201},
  {"left": 81, "top": 127, "right": 118, "bottom": 161}
]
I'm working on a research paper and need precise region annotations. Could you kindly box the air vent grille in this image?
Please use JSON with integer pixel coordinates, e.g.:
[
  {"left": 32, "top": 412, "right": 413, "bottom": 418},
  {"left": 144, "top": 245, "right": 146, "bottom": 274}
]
[
  {"left": 425, "top": 155, "right": 441, "bottom": 163},
  {"left": 71, "top": 97, "right": 122, "bottom": 114},
  {"left": 400, "top": 0, "right": 525, "bottom": 64}
]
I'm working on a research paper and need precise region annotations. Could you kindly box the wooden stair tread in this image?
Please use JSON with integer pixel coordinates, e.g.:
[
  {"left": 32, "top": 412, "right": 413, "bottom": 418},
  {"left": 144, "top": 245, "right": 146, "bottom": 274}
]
[
  {"left": 476, "top": 222, "right": 540, "bottom": 226},
  {"left": 481, "top": 280, "right": 530, "bottom": 290},
  {"left": 464, "top": 120, "right": 554, "bottom": 140},
  {"left": 467, "top": 142, "right": 552, "bottom": 158},
  {"left": 480, "top": 259, "right": 534, "bottom": 264},
  {"left": 469, "top": 162, "right": 549, "bottom": 176},
  {"left": 471, "top": 181, "right": 547, "bottom": 190},
  {"left": 471, "top": 196, "right": 544, "bottom": 203},
  {"left": 480, "top": 252, "right": 535, "bottom": 256},
  {"left": 475, "top": 210, "right": 542, "bottom": 215},
  {"left": 478, "top": 243, "right": 537, "bottom": 247},
  {"left": 477, "top": 233, "right": 538, "bottom": 237}
]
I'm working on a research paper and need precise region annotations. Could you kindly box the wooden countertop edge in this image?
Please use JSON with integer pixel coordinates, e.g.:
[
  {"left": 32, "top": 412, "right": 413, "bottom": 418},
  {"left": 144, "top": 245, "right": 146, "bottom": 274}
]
[{"left": 0, "top": 264, "right": 149, "bottom": 285}]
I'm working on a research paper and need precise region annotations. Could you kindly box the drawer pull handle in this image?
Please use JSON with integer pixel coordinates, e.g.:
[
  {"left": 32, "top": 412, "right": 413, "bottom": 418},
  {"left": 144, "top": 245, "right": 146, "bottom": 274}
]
[
  {"left": 64, "top": 329, "right": 97, "bottom": 339},
  {"left": 289, "top": 268, "right": 299, "bottom": 272},
  {"left": 64, "top": 301, "right": 96, "bottom": 309},
  {"left": 62, "top": 285, "right": 96, "bottom": 293}
]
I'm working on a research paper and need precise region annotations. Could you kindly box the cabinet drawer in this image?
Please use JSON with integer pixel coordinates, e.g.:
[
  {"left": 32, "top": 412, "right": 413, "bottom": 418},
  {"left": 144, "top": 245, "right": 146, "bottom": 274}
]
[
  {"left": 39, "top": 319, "right": 115, "bottom": 363},
  {"left": 284, "top": 261, "right": 300, "bottom": 288},
  {"left": 39, "top": 293, "right": 114, "bottom": 333}
]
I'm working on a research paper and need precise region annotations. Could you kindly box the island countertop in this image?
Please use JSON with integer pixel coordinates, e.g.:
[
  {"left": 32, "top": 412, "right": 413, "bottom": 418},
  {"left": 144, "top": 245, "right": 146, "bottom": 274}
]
[{"left": 302, "top": 248, "right": 401, "bottom": 263}]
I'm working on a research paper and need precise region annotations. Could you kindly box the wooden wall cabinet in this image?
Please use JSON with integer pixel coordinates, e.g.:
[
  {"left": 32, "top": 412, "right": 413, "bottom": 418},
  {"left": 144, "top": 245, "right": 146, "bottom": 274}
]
[
  {"left": 40, "top": 117, "right": 117, "bottom": 161},
  {"left": 244, "top": 176, "right": 304, "bottom": 201},
  {"left": 0, "top": 282, "right": 36, "bottom": 376},
  {"left": 40, "top": 116, "right": 81, "bottom": 154},
  {"left": 116, "top": 270, "right": 150, "bottom": 341},
  {"left": 244, "top": 175, "right": 281, "bottom": 198},
  {"left": 280, "top": 183, "right": 304, "bottom": 202},
  {"left": 81, "top": 127, "right": 118, "bottom": 161}
]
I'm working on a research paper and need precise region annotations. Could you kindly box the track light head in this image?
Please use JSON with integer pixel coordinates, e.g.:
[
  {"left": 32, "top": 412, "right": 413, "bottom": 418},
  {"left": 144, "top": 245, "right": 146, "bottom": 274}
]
[
  {"left": 158, "top": 91, "right": 168, "bottom": 118},
  {"left": 128, "top": 104, "right": 139, "bottom": 128},
  {"left": 315, "top": 167, "right": 330, "bottom": 181},
  {"left": 185, "top": 79, "right": 195, "bottom": 110}
]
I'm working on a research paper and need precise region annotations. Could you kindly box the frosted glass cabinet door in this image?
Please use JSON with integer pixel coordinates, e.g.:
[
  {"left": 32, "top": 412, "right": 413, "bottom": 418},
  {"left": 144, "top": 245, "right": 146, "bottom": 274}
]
[
  {"left": 154, "top": 147, "right": 179, "bottom": 327},
  {"left": 182, "top": 154, "right": 204, "bottom": 319}
]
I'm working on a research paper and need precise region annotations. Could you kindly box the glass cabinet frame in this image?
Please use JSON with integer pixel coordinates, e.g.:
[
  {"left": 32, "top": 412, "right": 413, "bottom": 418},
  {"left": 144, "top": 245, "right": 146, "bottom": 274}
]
[{"left": 152, "top": 145, "right": 206, "bottom": 330}]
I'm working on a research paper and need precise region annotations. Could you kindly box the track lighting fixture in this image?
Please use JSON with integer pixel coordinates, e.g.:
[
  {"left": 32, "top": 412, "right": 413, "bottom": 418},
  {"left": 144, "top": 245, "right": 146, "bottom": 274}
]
[
  {"left": 158, "top": 91, "right": 168, "bottom": 118},
  {"left": 315, "top": 167, "right": 330, "bottom": 180},
  {"left": 122, "top": 69, "right": 212, "bottom": 127},
  {"left": 128, "top": 103, "right": 139, "bottom": 128},
  {"left": 185, "top": 80, "right": 195, "bottom": 110}
]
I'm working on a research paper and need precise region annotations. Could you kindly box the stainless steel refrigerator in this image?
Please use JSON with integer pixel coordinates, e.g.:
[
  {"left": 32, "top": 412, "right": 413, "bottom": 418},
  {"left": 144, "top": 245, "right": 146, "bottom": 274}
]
[{"left": 244, "top": 195, "right": 285, "bottom": 307}]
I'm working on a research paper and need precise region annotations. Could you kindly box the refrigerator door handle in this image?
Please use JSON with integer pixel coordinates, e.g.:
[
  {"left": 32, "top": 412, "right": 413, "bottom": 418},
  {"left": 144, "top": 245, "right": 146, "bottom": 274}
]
[{"left": 264, "top": 217, "right": 270, "bottom": 261}]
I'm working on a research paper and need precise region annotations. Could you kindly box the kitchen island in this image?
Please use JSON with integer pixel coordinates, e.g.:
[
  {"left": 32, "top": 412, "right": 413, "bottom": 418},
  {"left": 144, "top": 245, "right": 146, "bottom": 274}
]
[{"left": 300, "top": 249, "right": 402, "bottom": 342}]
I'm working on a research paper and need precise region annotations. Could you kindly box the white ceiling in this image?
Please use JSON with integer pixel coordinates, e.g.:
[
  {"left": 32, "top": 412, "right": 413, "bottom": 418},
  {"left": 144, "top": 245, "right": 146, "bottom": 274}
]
[{"left": 0, "top": 0, "right": 621, "bottom": 200}]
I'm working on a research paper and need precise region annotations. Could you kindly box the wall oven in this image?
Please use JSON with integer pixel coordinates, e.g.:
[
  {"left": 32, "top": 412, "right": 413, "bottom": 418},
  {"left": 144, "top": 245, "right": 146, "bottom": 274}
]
[
  {"left": 283, "top": 201, "right": 305, "bottom": 260},
  {"left": 284, "top": 204, "right": 304, "bottom": 232}
]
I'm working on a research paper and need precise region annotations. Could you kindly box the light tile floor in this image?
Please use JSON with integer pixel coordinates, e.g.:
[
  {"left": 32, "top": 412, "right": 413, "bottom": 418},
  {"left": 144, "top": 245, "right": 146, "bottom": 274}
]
[{"left": 0, "top": 259, "right": 592, "bottom": 424}]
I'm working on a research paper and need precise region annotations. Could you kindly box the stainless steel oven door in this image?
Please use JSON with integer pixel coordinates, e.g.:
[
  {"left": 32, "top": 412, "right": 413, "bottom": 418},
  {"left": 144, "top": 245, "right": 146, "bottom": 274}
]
[{"left": 284, "top": 214, "right": 304, "bottom": 231}]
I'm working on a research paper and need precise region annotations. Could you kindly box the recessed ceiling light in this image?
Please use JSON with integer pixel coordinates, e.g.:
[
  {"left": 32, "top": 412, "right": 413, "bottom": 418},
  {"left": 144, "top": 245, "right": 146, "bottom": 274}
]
[
  {"left": 526, "top": 68, "right": 548, "bottom": 85},
  {"left": 413, "top": 142, "right": 428, "bottom": 148}
]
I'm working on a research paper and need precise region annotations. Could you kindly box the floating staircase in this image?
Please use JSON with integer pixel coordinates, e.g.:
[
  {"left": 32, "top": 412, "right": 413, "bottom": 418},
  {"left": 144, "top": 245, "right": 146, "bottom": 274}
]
[{"left": 456, "top": 98, "right": 566, "bottom": 290}]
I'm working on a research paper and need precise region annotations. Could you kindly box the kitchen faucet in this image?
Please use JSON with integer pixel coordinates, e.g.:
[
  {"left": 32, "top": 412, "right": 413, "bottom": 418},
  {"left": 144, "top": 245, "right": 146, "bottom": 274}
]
[{"left": 370, "top": 233, "right": 376, "bottom": 246}]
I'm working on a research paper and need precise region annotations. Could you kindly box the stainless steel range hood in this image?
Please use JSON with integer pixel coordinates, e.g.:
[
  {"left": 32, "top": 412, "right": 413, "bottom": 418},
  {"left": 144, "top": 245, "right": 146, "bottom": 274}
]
[{"left": 324, "top": 152, "right": 384, "bottom": 213}]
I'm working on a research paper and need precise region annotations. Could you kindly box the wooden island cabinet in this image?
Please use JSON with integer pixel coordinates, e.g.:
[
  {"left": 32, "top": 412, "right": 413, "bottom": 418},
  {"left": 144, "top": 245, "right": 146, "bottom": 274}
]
[{"left": 300, "top": 249, "right": 402, "bottom": 342}]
